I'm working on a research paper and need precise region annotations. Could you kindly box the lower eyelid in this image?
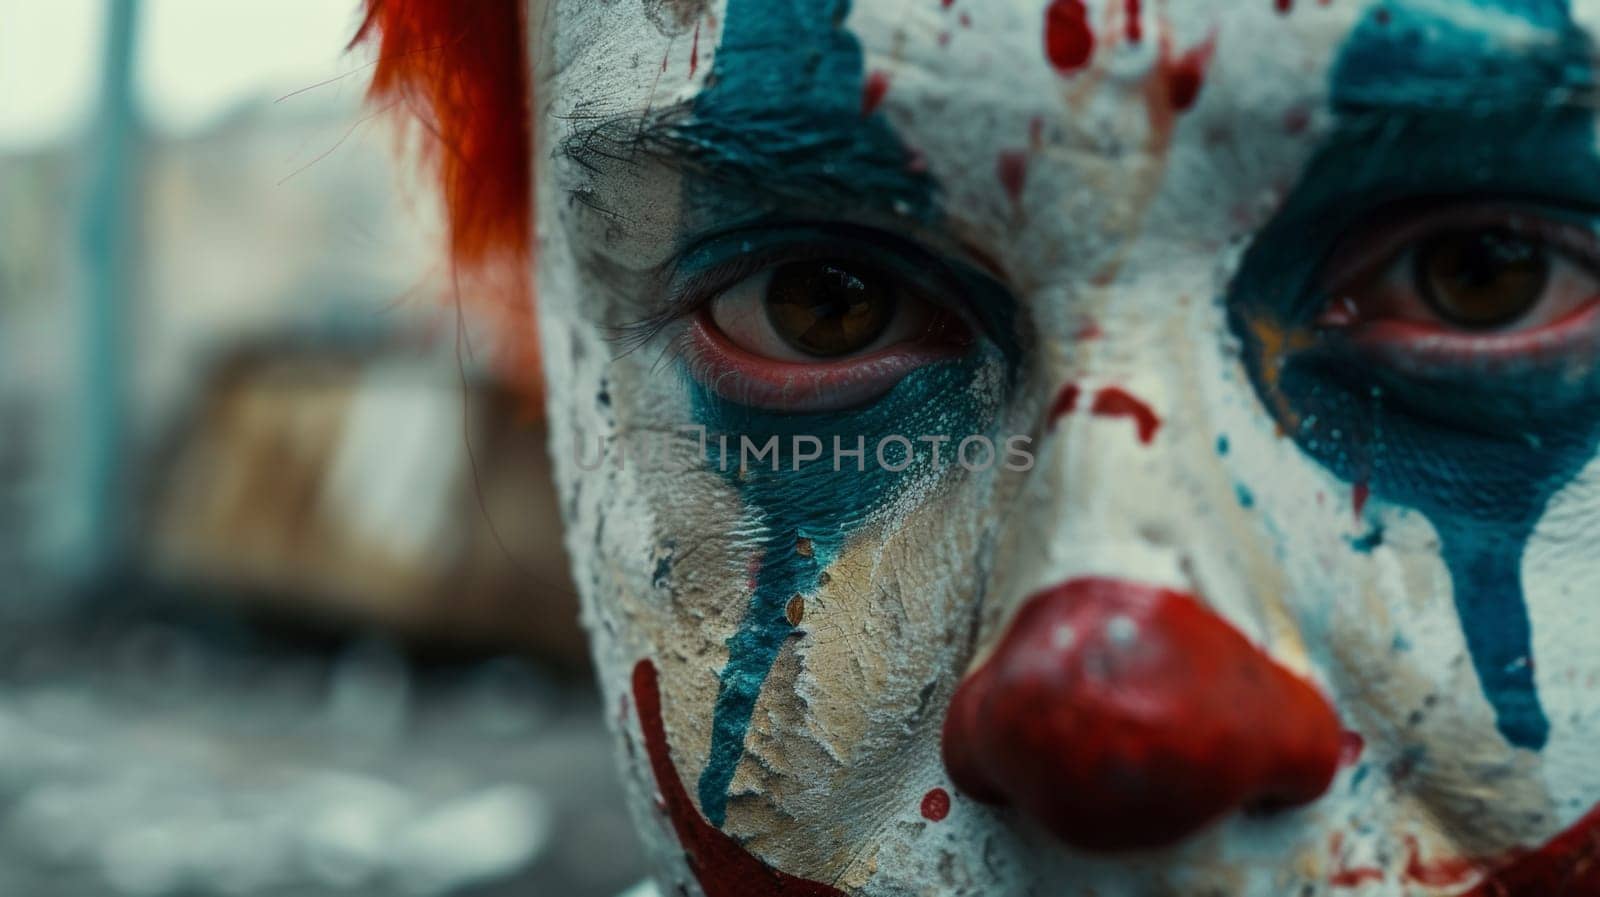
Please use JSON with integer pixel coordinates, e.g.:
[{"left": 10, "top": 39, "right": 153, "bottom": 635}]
[{"left": 683, "top": 316, "right": 968, "bottom": 413}]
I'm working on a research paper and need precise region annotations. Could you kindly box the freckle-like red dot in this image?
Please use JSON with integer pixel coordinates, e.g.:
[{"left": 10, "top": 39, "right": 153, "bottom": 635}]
[{"left": 921, "top": 788, "right": 951, "bottom": 821}]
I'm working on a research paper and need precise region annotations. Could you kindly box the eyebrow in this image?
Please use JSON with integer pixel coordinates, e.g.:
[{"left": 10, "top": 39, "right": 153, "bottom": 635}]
[{"left": 558, "top": 97, "right": 940, "bottom": 224}]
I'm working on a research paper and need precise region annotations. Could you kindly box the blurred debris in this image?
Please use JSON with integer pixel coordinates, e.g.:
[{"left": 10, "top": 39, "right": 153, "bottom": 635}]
[
  {"left": 142, "top": 344, "right": 587, "bottom": 670},
  {"left": 0, "top": 609, "right": 644, "bottom": 897}
]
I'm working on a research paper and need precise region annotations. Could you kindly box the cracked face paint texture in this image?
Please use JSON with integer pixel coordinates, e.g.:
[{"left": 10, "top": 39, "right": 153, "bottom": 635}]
[{"left": 530, "top": 0, "right": 1600, "bottom": 895}]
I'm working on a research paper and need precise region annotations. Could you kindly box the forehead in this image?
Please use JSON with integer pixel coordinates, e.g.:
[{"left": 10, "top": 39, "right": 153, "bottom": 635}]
[{"left": 544, "top": 0, "right": 1600, "bottom": 284}]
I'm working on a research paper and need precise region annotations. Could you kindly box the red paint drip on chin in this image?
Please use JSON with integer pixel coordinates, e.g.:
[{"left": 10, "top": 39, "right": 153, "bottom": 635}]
[
  {"left": 862, "top": 69, "right": 891, "bottom": 116},
  {"left": 631, "top": 661, "right": 847, "bottom": 897},
  {"left": 920, "top": 788, "right": 951, "bottom": 821},
  {"left": 1124, "top": 0, "right": 1143, "bottom": 43},
  {"left": 1090, "top": 387, "right": 1162, "bottom": 444},
  {"left": 1044, "top": 0, "right": 1094, "bottom": 73}
]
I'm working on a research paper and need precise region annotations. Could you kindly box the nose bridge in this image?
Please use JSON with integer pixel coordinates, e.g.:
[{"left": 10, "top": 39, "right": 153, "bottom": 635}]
[{"left": 1007, "top": 320, "right": 1224, "bottom": 609}]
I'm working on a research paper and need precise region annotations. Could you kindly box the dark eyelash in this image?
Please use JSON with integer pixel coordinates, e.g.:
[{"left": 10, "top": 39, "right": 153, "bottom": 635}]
[{"left": 606, "top": 244, "right": 781, "bottom": 359}]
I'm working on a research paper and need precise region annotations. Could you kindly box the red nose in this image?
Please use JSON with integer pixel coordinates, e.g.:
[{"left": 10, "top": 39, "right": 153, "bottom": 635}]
[{"left": 942, "top": 578, "right": 1342, "bottom": 852}]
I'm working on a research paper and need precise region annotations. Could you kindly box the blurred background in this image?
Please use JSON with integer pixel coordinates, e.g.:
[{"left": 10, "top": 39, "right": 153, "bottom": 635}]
[{"left": 0, "top": 2, "right": 648, "bottom": 894}]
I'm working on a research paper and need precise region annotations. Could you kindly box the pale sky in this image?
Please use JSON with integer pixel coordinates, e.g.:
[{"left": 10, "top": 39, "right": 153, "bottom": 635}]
[{"left": 0, "top": 0, "right": 369, "bottom": 149}]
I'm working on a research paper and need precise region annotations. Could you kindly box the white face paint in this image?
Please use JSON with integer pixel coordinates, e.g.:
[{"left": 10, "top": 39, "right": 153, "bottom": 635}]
[{"left": 529, "top": 0, "right": 1600, "bottom": 894}]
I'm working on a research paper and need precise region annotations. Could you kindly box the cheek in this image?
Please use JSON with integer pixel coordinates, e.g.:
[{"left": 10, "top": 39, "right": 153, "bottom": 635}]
[{"left": 1522, "top": 459, "right": 1600, "bottom": 799}]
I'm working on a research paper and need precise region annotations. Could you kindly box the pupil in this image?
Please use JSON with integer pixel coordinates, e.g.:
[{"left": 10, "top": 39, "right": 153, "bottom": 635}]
[
  {"left": 765, "top": 261, "right": 897, "bottom": 357},
  {"left": 1415, "top": 228, "right": 1549, "bottom": 329}
]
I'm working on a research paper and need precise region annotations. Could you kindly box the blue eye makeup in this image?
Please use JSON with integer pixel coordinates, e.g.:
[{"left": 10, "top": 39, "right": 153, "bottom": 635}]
[{"left": 1228, "top": 0, "right": 1600, "bottom": 755}]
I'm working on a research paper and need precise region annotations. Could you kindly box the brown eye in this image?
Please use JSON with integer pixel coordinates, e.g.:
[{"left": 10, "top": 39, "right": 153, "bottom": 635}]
[
  {"left": 764, "top": 261, "right": 898, "bottom": 357},
  {"left": 1414, "top": 228, "right": 1550, "bottom": 329}
]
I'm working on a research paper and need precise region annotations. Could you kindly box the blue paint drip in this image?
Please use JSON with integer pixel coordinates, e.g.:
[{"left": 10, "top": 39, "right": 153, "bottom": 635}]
[
  {"left": 690, "top": 353, "right": 1002, "bottom": 825},
  {"left": 1229, "top": 0, "right": 1600, "bottom": 751},
  {"left": 674, "top": 0, "right": 1020, "bottom": 825},
  {"left": 1348, "top": 523, "right": 1386, "bottom": 555}
]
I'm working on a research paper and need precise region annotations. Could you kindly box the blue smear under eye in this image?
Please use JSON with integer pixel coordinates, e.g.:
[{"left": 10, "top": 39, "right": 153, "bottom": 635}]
[
  {"left": 1228, "top": 0, "right": 1600, "bottom": 752},
  {"left": 675, "top": 0, "right": 1018, "bottom": 827},
  {"left": 689, "top": 349, "right": 1005, "bottom": 826}
]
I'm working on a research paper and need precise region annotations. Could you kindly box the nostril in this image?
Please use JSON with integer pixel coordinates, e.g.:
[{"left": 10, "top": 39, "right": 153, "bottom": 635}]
[{"left": 941, "top": 577, "right": 1342, "bottom": 853}]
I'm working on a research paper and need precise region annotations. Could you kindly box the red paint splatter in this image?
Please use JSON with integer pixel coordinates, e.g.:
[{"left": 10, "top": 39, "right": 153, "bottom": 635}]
[
  {"left": 862, "top": 69, "right": 891, "bottom": 116},
  {"left": 920, "top": 788, "right": 951, "bottom": 821},
  {"left": 1125, "top": 0, "right": 1143, "bottom": 43},
  {"left": 943, "top": 578, "right": 1343, "bottom": 851},
  {"left": 1276, "top": 0, "right": 1293, "bottom": 13},
  {"left": 1074, "top": 319, "right": 1104, "bottom": 341},
  {"left": 1048, "top": 384, "right": 1081, "bottom": 429},
  {"left": 996, "top": 150, "right": 1029, "bottom": 204},
  {"left": 1162, "top": 45, "right": 1210, "bottom": 112},
  {"left": 941, "top": 0, "right": 954, "bottom": 7},
  {"left": 690, "top": 22, "right": 701, "bottom": 77},
  {"left": 1044, "top": 0, "right": 1095, "bottom": 74},
  {"left": 1352, "top": 480, "right": 1370, "bottom": 519},
  {"left": 959, "top": 11, "right": 971, "bottom": 27},
  {"left": 1330, "top": 862, "right": 1385, "bottom": 888},
  {"left": 1328, "top": 833, "right": 1386, "bottom": 888},
  {"left": 1338, "top": 730, "right": 1365, "bottom": 767},
  {"left": 632, "top": 660, "right": 848, "bottom": 897},
  {"left": 1090, "top": 386, "right": 1162, "bottom": 444},
  {"left": 1404, "top": 835, "right": 1483, "bottom": 890}
]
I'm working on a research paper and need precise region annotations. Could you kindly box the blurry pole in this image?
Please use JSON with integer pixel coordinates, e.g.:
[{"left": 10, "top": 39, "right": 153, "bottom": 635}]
[{"left": 71, "top": 0, "right": 141, "bottom": 585}]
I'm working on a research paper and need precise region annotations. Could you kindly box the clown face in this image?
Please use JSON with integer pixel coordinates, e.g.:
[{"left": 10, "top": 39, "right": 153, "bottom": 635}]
[{"left": 527, "top": 1, "right": 1600, "bottom": 894}]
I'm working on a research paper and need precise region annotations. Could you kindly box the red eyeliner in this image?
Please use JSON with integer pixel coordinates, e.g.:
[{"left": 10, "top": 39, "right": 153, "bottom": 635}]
[{"left": 684, "top": 313, "right": 971, "bottom": 412}]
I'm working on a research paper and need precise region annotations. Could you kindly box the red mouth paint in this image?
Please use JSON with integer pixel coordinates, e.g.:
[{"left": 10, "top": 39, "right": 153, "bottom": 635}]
[
  {"left": 632, "top": 660, "right": 847, "bottom": 897},
  {"left": 1462, "top": 804, "right": 1600, "bottom": 897},
  {"left": 1090, "top": 386, "right": 1162, "bottom": 444},
  {"left": 942, "top": 578, "right": 1343, "bottom": 851}
]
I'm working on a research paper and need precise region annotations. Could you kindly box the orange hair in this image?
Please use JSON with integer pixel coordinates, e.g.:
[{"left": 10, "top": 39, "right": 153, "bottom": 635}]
[{"left": 352, "top": 0, "right": 540, "bottom": 397}]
